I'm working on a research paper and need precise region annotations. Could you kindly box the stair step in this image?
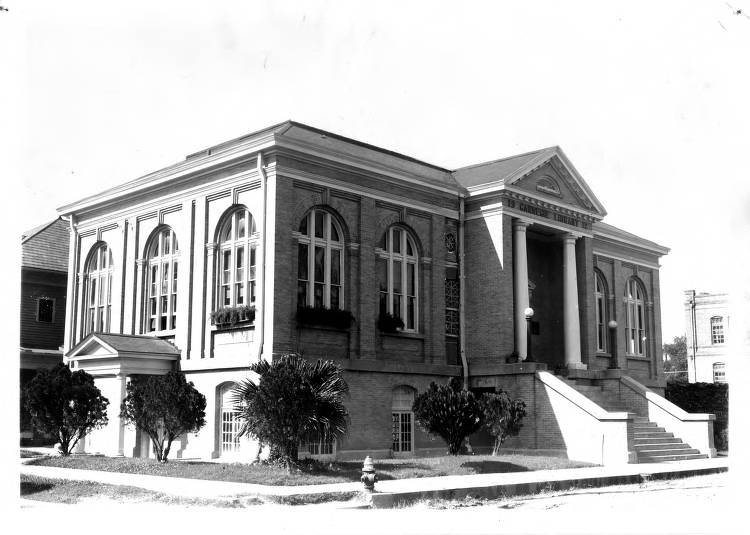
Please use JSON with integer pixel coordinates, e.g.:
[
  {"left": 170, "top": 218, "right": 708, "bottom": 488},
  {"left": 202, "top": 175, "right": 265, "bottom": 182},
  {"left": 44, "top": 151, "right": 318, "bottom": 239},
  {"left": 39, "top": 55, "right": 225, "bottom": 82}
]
[
  {"left": 635, "top": 444, "right": 693, "bottom": 452},
  {"left": 634, "top": 431, "right": 674, "bottom": 438},
  {"left": 638, "top": 453, "right": 708, "bottom": 463},
  {"left": 631, "top": 421, "right": 658, "bottom": 428},
  {"left": 633, "top": 426, "right": 666, "bottom": 433},
  {"left": 633, "top": 436, "right": 681, "bottom": 444}
]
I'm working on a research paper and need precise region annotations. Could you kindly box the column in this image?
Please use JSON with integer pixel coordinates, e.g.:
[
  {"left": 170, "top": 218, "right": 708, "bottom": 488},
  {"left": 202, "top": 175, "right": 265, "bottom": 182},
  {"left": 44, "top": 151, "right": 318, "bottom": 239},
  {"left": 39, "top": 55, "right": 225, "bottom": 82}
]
[
  {"left": 205, "top": 243, "right": 217, "bottom": 358},
  {"left": 563, "top": 233, "right": 584, "bottom": 369},
  {"left": 63, "top": 220, "right": 79, "bottom": 352},
  {"left": 115, "top": 374, "right": 128, "bottom": 456},
  {"left": 134, "top": 259, "right": 146, "bottom": 335},
  {"left": 513, "top": 220, "right": 530, "bottom": 360}
]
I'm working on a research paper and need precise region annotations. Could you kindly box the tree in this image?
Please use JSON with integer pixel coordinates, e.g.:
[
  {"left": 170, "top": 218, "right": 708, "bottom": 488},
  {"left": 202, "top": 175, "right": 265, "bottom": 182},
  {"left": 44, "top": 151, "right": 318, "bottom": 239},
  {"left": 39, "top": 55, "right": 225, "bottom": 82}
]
[
  {"left": 480, "top": 390, "right": 527, "bottom": 455},
  {"left": 663, "top": 335, "right": 688, "bottom": 382},
  {"left": 23, "top": 364, "right": 109, "bottom": 455},
  {"left": 232, "top": 353, "right": 349, "bottom": 470},
  {"left": 120, "top": 371, "right": 207, "bottom": 462},
  {"left": 412, "top": 378, "right": 484, "bottom": 455}
]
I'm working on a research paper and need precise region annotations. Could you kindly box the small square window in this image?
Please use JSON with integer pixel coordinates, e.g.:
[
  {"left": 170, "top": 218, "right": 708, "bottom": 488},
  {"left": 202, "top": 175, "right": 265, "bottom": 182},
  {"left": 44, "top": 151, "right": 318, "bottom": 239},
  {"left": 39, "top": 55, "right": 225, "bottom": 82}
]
[{"left": 37, "top": 298, "right": 54, "bottom": 323}]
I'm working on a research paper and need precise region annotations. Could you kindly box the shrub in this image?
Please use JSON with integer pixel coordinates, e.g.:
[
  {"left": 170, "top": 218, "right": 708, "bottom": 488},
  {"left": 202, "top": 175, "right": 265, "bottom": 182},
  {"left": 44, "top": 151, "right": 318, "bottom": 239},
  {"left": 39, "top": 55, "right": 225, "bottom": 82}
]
[
  {"left": 211, "top": 305, "right": 255, "bottom": 326},
  {"left": 22, "top": 363, "right": 109, "bottom": 455},
  {"left": 232, "top": 353, "right": 349, "bottom": 470},
  {"left": 120, "top": 371, "right": 207, "bottom": 462},
  {"left": 377, "top": 312, "right": 404, "bottom": 333},
  {"left": 296, "top": 306, "right": 355, "bottom": 330},
  {"left": 412, "top": 378, "right": 484, "bottom": 455},
  {"left": 665, "top": 381, "right": 728, "bottom": 451},
  {"left": 480, "top": 390, "right": 527, "bottom": 455}
]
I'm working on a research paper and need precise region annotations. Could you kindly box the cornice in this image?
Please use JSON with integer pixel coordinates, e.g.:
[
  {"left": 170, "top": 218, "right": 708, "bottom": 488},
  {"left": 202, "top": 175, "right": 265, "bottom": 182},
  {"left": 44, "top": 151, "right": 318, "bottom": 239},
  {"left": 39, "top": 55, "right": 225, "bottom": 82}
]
[{"left": 593, "top": 230, "right": 669, "bottom": 257}]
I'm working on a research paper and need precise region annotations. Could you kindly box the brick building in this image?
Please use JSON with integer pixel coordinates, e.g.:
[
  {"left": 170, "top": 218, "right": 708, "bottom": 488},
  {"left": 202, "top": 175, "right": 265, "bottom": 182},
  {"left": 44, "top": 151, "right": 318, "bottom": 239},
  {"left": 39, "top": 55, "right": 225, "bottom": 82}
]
[
  {"left": 20, "top": 218, "right": 69, "bottom": 443},
  {"left": 684, "top": 290, "right": 729, "bottom": 383},
  {"left": 59, "top": 121, "right": 715, "bottom": 464}
]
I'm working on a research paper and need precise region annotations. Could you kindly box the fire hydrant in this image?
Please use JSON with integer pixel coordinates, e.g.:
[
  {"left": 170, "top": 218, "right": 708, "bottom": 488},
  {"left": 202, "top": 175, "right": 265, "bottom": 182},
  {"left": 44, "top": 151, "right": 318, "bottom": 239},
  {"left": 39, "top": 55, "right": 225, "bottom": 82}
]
[{"left": 360, "top": 456, "right": 378, "bottom": 492}]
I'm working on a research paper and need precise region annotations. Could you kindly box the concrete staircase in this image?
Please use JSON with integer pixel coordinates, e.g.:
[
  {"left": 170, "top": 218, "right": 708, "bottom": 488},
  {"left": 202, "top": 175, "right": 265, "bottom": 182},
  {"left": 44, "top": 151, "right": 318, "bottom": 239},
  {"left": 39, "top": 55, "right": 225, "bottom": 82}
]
[{"left": 561, "top": 378, "right": 708, "bottom": 463}]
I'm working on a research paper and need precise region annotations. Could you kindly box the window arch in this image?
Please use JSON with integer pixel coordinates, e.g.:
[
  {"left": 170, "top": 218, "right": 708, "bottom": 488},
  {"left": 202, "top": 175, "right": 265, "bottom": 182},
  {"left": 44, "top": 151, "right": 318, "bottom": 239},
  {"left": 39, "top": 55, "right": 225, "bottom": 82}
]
[
  {"left": 378, "top": 226, "right": 419, "bottom": 331},
  {"left": 392, "top": 386, "right": 415, "bottom": 454},
  {"left": 624, "top": 278, "right": 647, "bottom": 356},
  {"left": 144, "top": 226, "right": 179, "bottom": 333},
  {"left": 297, "top": 208, "right": 344, "bottom": 310},
  {"left": 711, "top": 316, "right": 725, "bottom": 344},
  {"left": 83, "top": 242, "right": 114, "bottom": 336},
  {"left": 594, "top": 270, "right": 608, "bottom": 353},
  {"left": 216, "top": 206, "right": 258, "bottom": 310}
]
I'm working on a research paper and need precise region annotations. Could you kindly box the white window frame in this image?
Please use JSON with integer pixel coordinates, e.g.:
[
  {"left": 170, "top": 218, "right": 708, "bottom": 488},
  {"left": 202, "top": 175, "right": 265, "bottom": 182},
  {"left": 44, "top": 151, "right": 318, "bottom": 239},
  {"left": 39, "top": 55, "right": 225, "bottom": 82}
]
[
  {"left": 219, "top": 384, "right": 242, "bottom": 457},
  {"left": 713, "top": 362, "right": 726, "bottom": 383},
  {"left": 83, "top": 243, "right": 113, "bottom": 337},
  {"left": 595, "top": 272, "right": 607, "bottom": 353},
  {"left": 711, "top": 316, "right": 725, "bottom": 345},
  {"left": 378, "top": 227, "right": 419, "bottom": 332},
  {"left": 625, "top": 278, "right": 646, "bottom": 356},
  {"left": 217, "top": 207, "right": 258, "bottom": 311},
  {"left": 36, "top": 297, "right": 56, "bottom": 323},
  {"left": 391, "top": 386, "right": 415, "bottom": 456},
  {"left": 297, "top": 209, "right": 344, "bottom": 310},
  {"left": 145, "top": 227, "right": 180, "bottom": 334}
]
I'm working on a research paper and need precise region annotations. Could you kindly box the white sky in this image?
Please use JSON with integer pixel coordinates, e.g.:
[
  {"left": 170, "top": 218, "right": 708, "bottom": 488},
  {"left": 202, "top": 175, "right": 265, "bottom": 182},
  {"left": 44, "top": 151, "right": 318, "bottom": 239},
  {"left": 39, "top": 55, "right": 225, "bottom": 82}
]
[{"left": 4, "top": 0, "right": 750, "bottom": 343}]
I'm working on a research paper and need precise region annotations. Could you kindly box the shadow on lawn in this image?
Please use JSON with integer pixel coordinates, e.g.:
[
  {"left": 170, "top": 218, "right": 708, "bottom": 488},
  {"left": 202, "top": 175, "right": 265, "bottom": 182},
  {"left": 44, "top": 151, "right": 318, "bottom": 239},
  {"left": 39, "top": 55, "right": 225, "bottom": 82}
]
[
  {"left": 20, "top": 481, "right": 55, "bottom": 496},
  {"left": 460, "top": 461, "right": 530, "bottom": 474},
  {"left": 320, "top": 461, "right": 433, "bottom": 481}
]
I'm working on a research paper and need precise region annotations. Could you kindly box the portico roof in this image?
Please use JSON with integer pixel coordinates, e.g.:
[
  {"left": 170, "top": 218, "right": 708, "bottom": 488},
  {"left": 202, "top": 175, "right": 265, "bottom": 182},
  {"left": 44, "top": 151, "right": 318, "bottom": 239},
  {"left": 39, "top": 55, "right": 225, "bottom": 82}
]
[{"left": 66, "top": 333, "right": 180, "bottom": 376}]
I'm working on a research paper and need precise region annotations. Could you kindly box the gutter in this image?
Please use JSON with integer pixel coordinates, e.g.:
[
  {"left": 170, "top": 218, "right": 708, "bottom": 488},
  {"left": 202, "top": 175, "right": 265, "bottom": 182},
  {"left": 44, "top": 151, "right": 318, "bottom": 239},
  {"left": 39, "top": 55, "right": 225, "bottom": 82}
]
[
  {"left": 256, "top": 153, "right": 268, "bottom": 362},
  {"left": 459, "top": 196, "right": 469, "bottom": 390}
]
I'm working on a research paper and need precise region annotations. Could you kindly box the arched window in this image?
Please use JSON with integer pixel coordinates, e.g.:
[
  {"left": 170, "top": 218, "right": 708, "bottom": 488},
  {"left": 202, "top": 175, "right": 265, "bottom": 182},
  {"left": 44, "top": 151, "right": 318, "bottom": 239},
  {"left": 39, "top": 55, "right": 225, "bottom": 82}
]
[
  {"left": 713, "top": 362, "right": 726, "bottom": 383},
  {"left": 595, "top": 271, "right": 608, "bottom": 352},
  {"left": 297, "top": 209, "right": 344, "bottom": 309},
  {"left": 378, "top": 226, "right": 419, "bottom": 331},
  {"left": 392, "top": 386, "right": 415, "bottom": 454},
  {"left": 624, "top": 278, "right": 646, "bottom": 356},
  {"left": 83, "top": 242, "right": 114, "bottom": 336},
  {"left": 217, "top": 207, "right": 258, "bottom": 309},
  {"left": 145, "top": 227, "right": 179, "bottom": 333},
  {"left": 711, "top": 316, "right": 725, "bottom": 345}
]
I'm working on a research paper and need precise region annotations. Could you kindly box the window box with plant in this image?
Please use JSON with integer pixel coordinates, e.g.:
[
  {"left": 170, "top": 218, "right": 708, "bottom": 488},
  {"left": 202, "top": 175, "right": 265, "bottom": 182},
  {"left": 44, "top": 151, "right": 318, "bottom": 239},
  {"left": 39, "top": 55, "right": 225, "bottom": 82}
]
[
  {"left": 211, "top": 305, "right": 256, "bottom": 328},
  {"left": 378, "top": 311, "right": 405, "bottom": 333},
  {"left": 296, "top": 306, "right": 355, "bottom": 330}
]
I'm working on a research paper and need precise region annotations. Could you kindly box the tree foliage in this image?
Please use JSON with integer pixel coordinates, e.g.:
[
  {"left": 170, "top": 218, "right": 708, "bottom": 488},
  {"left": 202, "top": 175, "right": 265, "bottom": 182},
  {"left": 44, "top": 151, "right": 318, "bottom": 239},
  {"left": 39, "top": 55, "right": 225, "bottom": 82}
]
[
  {"left": 22, "top": 364, "right": 109, "bottom": 455},
  {"left": 480, "top": 390, "right": 527, "bottom": 455},
  {"left": 412, "top": 378, "right": 484, "bottom": 455},
  {"left": 232, "top": 353, "right": 349, "bottom": 470},
  {"left": 120, "top": 371, "right": 207, "bottom": 462},
  {"left": 663, "top": 335, "right": 688, "bottom": 382}
]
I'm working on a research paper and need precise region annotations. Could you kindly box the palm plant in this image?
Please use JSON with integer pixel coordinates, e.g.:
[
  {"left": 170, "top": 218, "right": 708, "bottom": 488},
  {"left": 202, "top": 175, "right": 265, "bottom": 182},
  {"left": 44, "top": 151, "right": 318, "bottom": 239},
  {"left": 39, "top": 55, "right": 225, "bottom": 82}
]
[{"left": 232, "top": 353, "right": 349, "bottom": 470}]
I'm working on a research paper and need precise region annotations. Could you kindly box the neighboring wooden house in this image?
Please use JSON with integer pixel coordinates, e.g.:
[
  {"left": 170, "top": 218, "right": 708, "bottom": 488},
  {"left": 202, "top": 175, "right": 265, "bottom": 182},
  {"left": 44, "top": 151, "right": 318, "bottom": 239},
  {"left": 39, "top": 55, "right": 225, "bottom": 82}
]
[{"left": 20, "top": 217, "right": 69, "bottom": 444}]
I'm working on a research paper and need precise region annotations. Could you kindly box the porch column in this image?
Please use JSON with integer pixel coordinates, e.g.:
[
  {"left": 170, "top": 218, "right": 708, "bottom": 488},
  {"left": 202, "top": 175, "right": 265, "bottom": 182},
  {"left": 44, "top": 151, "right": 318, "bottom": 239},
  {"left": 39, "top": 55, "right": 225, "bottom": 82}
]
[
  {"left": 563, "top": 233, "right": 584, "bottom": 369},
  {"left": 513, "top": 220, "right": 530, "bottom": 360},
  {"left": 115, "top": 373, "right": 128, "bottom": 456}
]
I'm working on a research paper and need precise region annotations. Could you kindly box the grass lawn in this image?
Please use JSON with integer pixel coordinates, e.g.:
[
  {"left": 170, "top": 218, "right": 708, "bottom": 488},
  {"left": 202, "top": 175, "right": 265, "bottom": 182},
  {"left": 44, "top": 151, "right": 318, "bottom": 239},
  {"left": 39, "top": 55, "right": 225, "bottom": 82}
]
[
  {"left": 20, "top": 474, "right": 259, "bottom": 507},
  {"left": 25, "top": 454, "right": 595, "bottom": 486}
]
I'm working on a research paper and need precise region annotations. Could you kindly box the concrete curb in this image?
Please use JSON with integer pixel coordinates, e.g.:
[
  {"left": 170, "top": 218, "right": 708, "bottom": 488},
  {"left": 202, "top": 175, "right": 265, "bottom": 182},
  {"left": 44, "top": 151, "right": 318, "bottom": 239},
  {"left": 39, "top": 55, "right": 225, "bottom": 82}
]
[{"left": 368, "top": 462, "right": 729, "bottom": 508}]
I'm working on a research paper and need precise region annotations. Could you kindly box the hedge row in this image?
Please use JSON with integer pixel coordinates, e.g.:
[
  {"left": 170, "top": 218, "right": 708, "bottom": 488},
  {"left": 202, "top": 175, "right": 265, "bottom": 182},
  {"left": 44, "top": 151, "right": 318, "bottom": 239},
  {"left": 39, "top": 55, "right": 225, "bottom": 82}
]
[{"left": 665, "top": 382, "right": 728, "bottom": 451}]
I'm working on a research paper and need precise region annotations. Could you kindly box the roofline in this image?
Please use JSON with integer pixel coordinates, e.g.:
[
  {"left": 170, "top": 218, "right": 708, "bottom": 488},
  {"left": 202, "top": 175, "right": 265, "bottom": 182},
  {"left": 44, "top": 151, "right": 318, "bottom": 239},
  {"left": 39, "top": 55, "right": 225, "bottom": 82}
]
[
  {"left": 21, "top": 217, "right": 62, "bottom": 244},
  {"left": 593, "top": 222, "right": 670, "bottom": 256},
  {"left": 451, "top": 146, "right": 557, "bottom": 173}
]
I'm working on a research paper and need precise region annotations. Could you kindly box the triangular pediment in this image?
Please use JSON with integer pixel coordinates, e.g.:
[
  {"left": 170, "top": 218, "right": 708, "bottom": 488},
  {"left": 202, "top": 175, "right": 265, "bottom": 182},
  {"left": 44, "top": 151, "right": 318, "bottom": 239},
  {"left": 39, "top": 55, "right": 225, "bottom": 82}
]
[
  {"left": 67, "top": 335, "right": 117, "bottom": 359},
  {"left": 505, "top": 149, "right": 606, "bottom": 217}
]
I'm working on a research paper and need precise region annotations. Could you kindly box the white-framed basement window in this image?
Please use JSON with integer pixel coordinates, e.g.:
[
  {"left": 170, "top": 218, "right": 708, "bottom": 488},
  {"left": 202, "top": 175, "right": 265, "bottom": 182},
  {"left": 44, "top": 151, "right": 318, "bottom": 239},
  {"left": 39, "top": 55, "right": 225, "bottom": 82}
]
[
  {"left": 297, "top": 209, "right": 344, "bottom": 309},
  {"left": 378, "top": 226, "right": 419, "bottom": 332},
  {"left": 391, "top": 385, "right": 415, "bottom": 455},
  {"left": 595, "top": 271, "right": 608, "bottom": 352},
  {"left": 83, "top": 242, "right": 113, "bottom": 336},
  {"left": 624, "top": 278, "right": 646, "bottom": 356},
  {"left": 217, "top": 207, "right": 258, "bottom": 309},
  {"left": 711, "top": 316, "right": 725, "bottom": 345},
  {"left": 145, "top": 227, "right": 179, "bottom": 333},
  {"left": 299, "top": 430, "right": 336, "bottom": 459}
]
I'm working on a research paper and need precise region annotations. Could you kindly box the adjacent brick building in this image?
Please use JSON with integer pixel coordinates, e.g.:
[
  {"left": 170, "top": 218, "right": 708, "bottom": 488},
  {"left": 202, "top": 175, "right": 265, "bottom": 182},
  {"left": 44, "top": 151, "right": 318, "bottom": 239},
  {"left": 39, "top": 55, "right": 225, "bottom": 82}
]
[{"left": 59, "top": 121, "right": 716, "bottom": 464}]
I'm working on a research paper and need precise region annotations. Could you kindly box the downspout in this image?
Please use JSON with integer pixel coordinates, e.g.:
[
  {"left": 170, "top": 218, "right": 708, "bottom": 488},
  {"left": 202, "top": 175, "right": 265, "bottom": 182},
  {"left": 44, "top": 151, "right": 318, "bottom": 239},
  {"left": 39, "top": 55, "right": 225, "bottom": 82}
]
[
  {"left": 256, "top": 153, "right": 268, "bottom": 362},
  {"left": 459, "top": 195, "right": 469, "bottom": 391},
  {"left": 690, "top": 297, "right": 697, "bottom": 381}
]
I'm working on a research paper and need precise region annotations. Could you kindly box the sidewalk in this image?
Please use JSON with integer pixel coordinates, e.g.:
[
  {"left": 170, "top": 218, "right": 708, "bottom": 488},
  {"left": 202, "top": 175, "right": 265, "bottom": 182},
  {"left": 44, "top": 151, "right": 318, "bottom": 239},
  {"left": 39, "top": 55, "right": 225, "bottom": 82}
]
[{"left": 20, "top": 456, "right": 728, "bottom": 508}]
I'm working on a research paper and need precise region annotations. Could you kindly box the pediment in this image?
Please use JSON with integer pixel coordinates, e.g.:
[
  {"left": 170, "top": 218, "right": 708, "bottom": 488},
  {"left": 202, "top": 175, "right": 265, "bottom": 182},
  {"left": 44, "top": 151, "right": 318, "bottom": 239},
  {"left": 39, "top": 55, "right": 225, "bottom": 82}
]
[
  {"left": 507, "top": 150, "right": 606, "bottom": 217},
  {"left": 66, "top": 333, "right": 179, "bottom": 377}
]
